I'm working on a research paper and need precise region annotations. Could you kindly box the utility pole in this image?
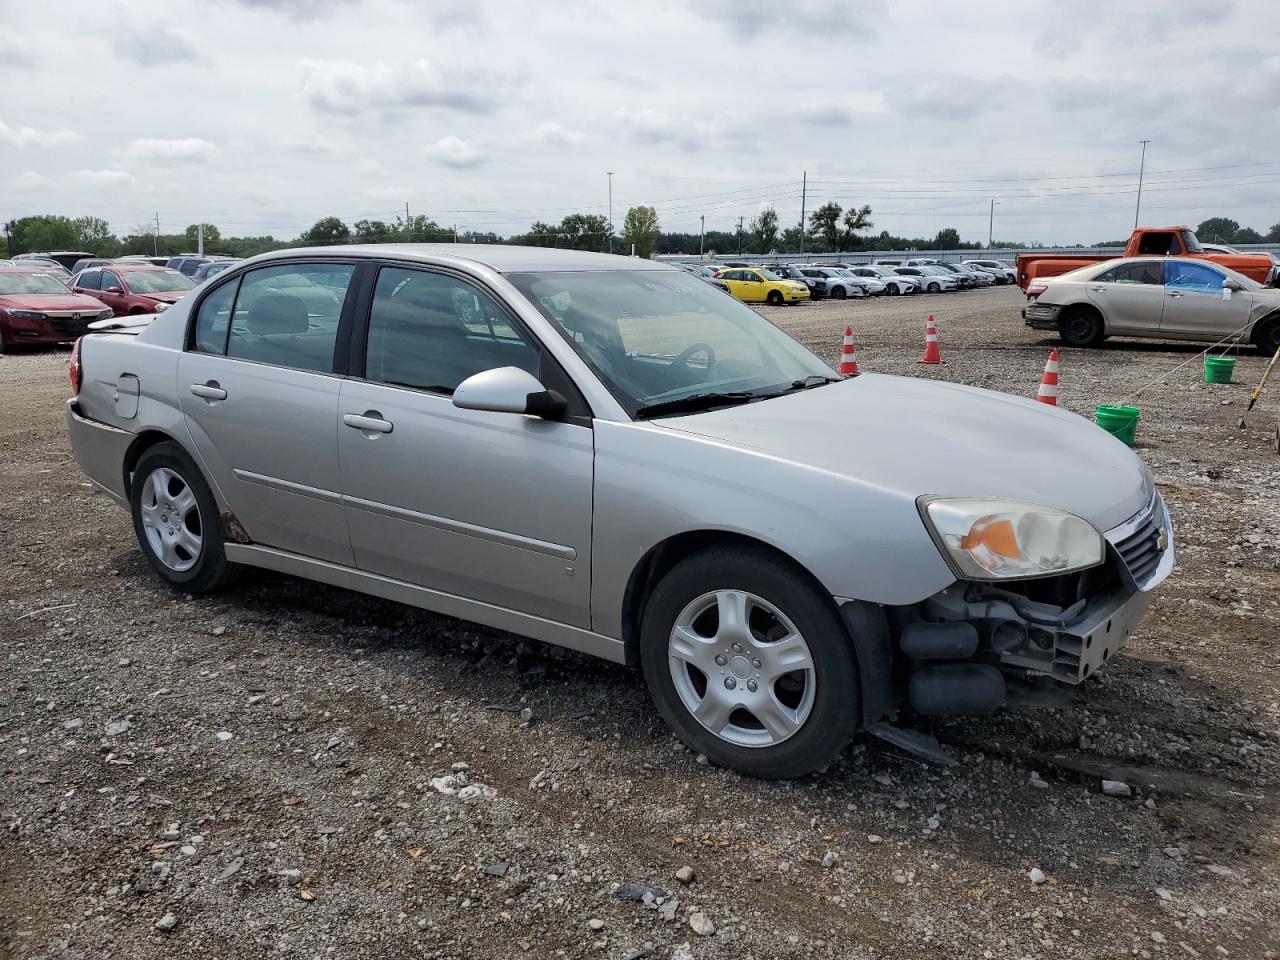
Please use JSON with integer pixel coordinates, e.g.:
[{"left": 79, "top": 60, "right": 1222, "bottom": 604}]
[
  {"left": 738, "top": 216, "right": 744, "bottom": 256},
  {"left": 988, "top": 200, "right": 999, "bottom": 249},
  {"left": 1134, "top": 139, "right": 1150, "bottom": 230},
  {"left": 154, "top": 212, "right": 160, "bottom": 256},
  {"left": 197, "top": 223, "right": 204, "bottom": 256},
  {"left": 798, "top": 170, "right": 807, "bottom": 256},
  {"left": 453, "top": 224, "right": 458, "bottom": 242},
  {"left": 405, "top": 202, "right": 412, "bottom": 240},
  {"left": 607, "top": 171, "right": 614, "bottom": 254},
  {"left": 699, "top": 215, "right": 705, "bottom": 257}
]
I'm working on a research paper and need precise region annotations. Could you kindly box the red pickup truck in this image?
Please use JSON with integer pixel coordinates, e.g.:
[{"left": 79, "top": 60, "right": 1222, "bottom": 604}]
[{"left": 1017, "top": 227, "right": 1280, "bottom": 293}]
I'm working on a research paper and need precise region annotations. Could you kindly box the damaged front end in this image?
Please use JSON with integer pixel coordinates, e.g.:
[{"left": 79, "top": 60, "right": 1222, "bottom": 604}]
[{"left": 844, "top": 492, "right": 1174, "bottom": 759}]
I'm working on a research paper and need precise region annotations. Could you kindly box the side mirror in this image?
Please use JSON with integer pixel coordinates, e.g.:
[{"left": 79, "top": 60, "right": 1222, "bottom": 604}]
[
  {"left": 452, "top": 366, "right": 567, "bottom": 419},
  {"left": 1223, "top": 278, "right": 1244, "bottom": 292},
  {"left": 105, "top": 286, "right": 122, "bottom": 294}
]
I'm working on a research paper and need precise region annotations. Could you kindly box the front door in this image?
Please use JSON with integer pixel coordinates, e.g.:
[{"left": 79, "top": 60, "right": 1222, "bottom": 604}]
[
  {"left": 1159, "top": 261, "right": 1254, "bottom": 342},
  {"left": 337, "top": 265, "right": 594, "bottom": 628},
  {"left": 178, "top": 261, "right": 359, "bottom": 565},
  {"left": 1085, "top": 260, "right": 1166, "bottom": 334}
]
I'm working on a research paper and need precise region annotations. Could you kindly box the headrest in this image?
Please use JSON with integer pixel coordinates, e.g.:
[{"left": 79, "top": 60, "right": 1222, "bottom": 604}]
[{"left": 247, "top": 293, "right": 308, "bottom": 335}]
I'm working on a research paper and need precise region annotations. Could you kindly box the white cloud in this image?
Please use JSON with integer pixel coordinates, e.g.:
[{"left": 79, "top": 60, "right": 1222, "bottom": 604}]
[
  {"left": 423, "top": 135, "right": 484, "bottom": 169},
  {"left": 10, "top": 171, "right": 51, "bottom": 190},
  {"left": 72, "top": 168, "right": 136, "bottom": 186},
  {"left": 614, "top": 108, "right": 702, "bottom": 151},
  {"left": 0, "top": 118, "right": 80, "bottom": 147},
  {"left": 527, "top": 121, "right": 594, "bottom": 147},
  {"left": 110, "top": 12, "right": 199, "bottom": 66},
  {"left": 119, "top": 138, "right": 221, "bottom": 164},
  {"left": 297, "top": 58, "right": 503, "bottom": 116}
]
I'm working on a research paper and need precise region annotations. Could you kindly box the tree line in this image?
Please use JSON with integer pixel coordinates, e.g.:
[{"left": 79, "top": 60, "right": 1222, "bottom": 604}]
[{"left": 14, "top": 205, "right": 1273, "bottom": 262}]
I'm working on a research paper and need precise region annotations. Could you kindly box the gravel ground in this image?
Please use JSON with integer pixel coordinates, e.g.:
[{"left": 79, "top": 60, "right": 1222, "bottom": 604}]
[{"left": 2, "top": 285, "right": 1279, "bottom": 960}]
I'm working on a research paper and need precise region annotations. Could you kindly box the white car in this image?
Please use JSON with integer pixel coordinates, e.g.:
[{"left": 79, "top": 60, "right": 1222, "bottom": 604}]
[
  {"left": 832, "top": 268, "right": 886, "bottom": 295},
  {"left": 847, "top": 266, "right": 917, "bottom": 295},
  {"left": 963, "top": 260, "right": 1016, "bottom": 285},
  {"left": 894, "top": 266, "right": 957, "bottom": 293},
  {"left": 799, "top": 267, "right": 865, "bottom": 299}
]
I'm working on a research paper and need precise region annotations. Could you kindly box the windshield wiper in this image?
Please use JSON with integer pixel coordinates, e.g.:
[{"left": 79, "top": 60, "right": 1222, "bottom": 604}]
[
  {"left": 635, "top": 391, "right": 759, "bottom": 420},
  {"left": 789, "top": 375, "right": 842, "bottom": 390}
]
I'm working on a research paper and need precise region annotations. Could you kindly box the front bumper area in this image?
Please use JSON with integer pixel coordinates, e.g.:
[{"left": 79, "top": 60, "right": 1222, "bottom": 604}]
[{"left": 3, "top": 314, "right": 98, "bottom": 344}]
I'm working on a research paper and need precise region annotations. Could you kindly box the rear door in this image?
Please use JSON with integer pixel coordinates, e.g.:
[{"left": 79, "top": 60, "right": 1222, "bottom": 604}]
[
  {"left": 96, "top": 270, "right": 129, "bottom": 315},
  {"left": 1084, "top": 261, "right": 1166, "bottom": 334},
  {"left": 1158, "top": 261, "right": 1253, "bottom": 341},
  {"left": 337, "top": 264, "right": 594, "bottom": 627},
  {"left": 177, "top": 260, "right": 361, "bottom": 564}
]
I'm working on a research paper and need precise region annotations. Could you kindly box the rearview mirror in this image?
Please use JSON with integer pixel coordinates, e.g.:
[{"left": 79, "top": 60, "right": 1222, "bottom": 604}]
[
  {"left": 1222, "top": 278, "right": 1244, "bottom": 291},
  {"left": 105, "top": 286, "right": 122, "bottom": 294},
  {"left": 452, "top": 366, "right": 567, "bottom": 419}
]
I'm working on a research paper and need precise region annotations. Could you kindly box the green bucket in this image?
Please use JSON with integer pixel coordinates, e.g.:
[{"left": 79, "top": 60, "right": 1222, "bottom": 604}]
[
  {"left": 1204, "top": 355, "right": 1236, "bottom": 384},
  {"left": 1095, "top": 404, "right": 1140, "bottom": 446}
]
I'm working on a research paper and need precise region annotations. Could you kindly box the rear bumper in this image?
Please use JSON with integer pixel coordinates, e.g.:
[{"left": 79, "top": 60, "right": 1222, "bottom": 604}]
[
  {"left": 1022, "top": 301, "right": 1061, "bottom": 330},
  {"left": 66, "top": 400, "right": 132, "bottom": 506}
]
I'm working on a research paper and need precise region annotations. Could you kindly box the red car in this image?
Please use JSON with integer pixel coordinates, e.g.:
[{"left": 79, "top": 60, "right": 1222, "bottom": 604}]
[
  {"left": 0, "top": 267, "right": 113, "bottom": 353},
  {"left": 70, "top": 264, "right": 196, "bottom": 317}
]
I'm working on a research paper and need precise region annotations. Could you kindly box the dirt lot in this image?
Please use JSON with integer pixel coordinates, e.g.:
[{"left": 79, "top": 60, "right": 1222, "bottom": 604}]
[{"left": 2, "top": 285, "right": 1279, "bottom": 959}]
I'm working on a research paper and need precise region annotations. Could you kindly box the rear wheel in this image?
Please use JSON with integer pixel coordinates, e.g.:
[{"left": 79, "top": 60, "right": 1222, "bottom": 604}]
[
  {"left": 640, "top": 545, "right": 860, "bottom": 779},
  {"left": 1254, "top": 315, "right": 1280, "bottom": 356},
  {"left": 766, "top": 290, "right": 784, "bottom": 306},
  {"left": 130, "top": 442, "right": 240, "bottom": 594},
  {"left": 1058, "top": 306, "right": 1104, "bottom": 347}
]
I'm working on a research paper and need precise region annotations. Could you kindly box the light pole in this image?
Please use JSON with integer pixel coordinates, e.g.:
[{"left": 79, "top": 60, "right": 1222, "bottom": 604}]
[
  {"left": 988, "top": 199, "right": 999, "bottom": 249},
  {"left": 607, "top": 171, "right": 614, "bottom": 254},
  {"left": 700, "top": 215, "right": 705, "bottom": 257},
  {"left": 1134, "top": 140, "right": 1150, "bottom": 230}
]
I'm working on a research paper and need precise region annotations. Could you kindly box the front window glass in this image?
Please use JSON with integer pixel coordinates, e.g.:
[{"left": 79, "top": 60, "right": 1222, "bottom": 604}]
[
  {"left": 507, "top": 270, "right": 835, "bottom": 419},
  {"left": 0, "top": 272, "right": 70, "bottom": 295},
  {"left": 226, "top": 263, "right": 355, "bottom": 373},
  {"left": 1181, "top": 231, "right": 1203, "bottom": 254},
  {"left": 364, "top": 267, "right": 539, "bottom": 394},
  {"left": 123, "top": 270, "right": 196, "bottom": 293},
  {"left": 1165, "top": 261, "right": 1225, "bottom": 293}
]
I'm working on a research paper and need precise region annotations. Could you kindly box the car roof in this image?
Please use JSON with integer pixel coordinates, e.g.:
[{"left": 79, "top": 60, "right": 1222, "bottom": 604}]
[
  {"left": 109, "top": 263, "right": 172, "bottom": 271},
  {"left": 251, "top": 243, "right": 674, "bottom": 274}
]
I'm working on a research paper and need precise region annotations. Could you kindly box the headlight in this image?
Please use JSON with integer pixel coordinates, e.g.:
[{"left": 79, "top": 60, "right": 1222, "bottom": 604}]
[
  {"left": 9, "top": 309, "right": 43, "bottom": 319},
  {"left": 154, "top": 302, "right": 169, "bottom": 312},
  {"left": 96, "top": 308, "right": 114, "bottom": 319},
  {"left": 919, "top": 497, "right": 1104, "bottom": 580}
]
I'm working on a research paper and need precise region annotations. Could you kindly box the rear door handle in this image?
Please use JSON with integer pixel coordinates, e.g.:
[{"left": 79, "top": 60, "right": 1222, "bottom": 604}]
[
  {"left": 190, "top": 382, "right": 227, "bottom": 401},
  {"left": 1089, "top": 285, "right": 1104, "bottom": 292},
  {"left": 343, "top": 412, "right": 394, "bottom": 434}
]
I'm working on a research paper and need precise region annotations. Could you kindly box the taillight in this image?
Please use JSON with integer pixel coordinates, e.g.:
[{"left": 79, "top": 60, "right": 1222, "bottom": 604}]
[
  {"left": 69, "top": 336, "right": 83, "bottom": 394},
  {"left": 1026, "top": 283, "right": 1047, "bottom": 299}
]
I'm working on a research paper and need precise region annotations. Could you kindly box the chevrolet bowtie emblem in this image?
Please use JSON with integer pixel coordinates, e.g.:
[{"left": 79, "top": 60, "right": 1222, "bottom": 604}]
[{"left": 1156, "top": 527, "right": 1169, "bottom": 552}]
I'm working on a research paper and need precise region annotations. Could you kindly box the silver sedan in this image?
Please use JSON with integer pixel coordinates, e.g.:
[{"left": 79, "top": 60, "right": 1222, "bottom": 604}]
[
  {"left": 1024, "top": 256, "right": 1280, "bottom": 353},
  {"left": 67, "top": 244, "right": 1173, "bottom": 778}
]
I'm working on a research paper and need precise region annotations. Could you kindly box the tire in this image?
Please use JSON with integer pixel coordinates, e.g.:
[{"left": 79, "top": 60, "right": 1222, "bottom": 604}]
[
  {"left": 130, "top": 441, "right": 241, "bottom": 594},
  {"left": 766, "top": 290, "right": 784, "bottom": 306},
  {"left": 1253, "top": 315, "right": 1280, "bottom": 356},
  {"left": 128, "top": 306, "right": 146, "bottom": 316},
  {"left": 639, "top": 545, "right": 860, "bottom": 779},
  {"left": 927, "top": 282, "right": 940, "bottom": 294},
  {"left": 885, "top": 283, "right": 899, "bottom": 296},
  {"left": 1058, "top": 306, "right": 1104, "bottom": 348},
  {"left": 831, "top": 286, "right": 847, "bottom": 300}
]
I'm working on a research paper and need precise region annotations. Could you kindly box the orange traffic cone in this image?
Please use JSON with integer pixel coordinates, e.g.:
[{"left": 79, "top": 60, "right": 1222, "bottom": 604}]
[
  {"left": 1036, "top": 349, "right": 1059, "bottom": 405},
  {"left": 838, "top": 325, "right": 860, "bottom": 377},
  {"left": 917, "top": 315, "right": 943, "bottom": 365}
]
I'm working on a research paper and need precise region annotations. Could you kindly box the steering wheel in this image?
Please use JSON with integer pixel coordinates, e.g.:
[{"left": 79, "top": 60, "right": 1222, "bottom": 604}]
[{"left": 672, "top": 342, "right": 716, "bottom": 377}]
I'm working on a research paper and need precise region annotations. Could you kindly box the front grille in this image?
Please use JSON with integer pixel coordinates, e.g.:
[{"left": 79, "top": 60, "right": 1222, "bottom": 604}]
[
  {"left": 45, "top": 317, "right": 92, "bottom": 336},
  {"left": 1112, "top": 501, "right": 1165, "bottom": 586}
]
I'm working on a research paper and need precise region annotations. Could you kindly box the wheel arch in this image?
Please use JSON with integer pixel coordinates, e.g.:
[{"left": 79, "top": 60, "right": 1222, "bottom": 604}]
[
  {"left": 1251, "top": 311, "right": 1280, "bottom": 350},
  {"left": 1057, "top": 300, "right": 1106, "bottom": 340},
  {"left": 122, "top": 429, "right": 189, "bottom": 497}
]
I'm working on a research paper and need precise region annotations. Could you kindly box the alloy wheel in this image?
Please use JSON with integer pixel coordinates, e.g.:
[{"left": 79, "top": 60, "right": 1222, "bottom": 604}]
[
  {"left": 139, "top": 466, "right": 203, "bottom": 572},
  {"left": 668, "top": 589, "right": 816, "bottom": 748}
]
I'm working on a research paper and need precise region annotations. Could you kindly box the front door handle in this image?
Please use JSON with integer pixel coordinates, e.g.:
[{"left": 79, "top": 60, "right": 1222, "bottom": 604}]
[
  {"left": 1166, "top": 291, "right": 1184, "bottom": 298},
  {"left": 1089, "top": 285, "right": 1104, "bottom": 292},
  {"left": 343, "top": 412, "right": 393, "bottom": 435},
  {"left": 190, "top": 381, "right": 227, "bottom": 401}
]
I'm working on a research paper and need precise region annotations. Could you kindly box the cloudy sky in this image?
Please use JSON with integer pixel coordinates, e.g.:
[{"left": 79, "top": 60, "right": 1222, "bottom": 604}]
[{"left": 3, "top": 0, "right": 1279, "bottom": 246}]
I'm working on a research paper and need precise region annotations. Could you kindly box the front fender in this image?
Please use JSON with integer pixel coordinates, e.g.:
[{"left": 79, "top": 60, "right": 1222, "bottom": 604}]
[{"left": 589, "top": 420, "right": 956, "bottom": 639}]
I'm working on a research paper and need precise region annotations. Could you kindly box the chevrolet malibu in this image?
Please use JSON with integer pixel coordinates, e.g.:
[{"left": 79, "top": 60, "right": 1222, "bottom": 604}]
[
  {"left": 0, "top": 266, "right": 112, "bottom": 352},
  {"left": 66, "top": 245, "right": 1174, "bottom": 778}
]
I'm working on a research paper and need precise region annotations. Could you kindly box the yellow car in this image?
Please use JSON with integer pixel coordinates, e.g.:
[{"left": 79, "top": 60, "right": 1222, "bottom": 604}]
[{"left": 714, "top": 267, "right": 810, "bottom": 305}]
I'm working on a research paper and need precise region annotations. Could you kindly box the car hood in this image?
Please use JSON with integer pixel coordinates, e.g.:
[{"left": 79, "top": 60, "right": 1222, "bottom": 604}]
[
  {"left": 0, "top": 292, "right": 107, "bottom": 312},
  {"left": 136, "top": 290, "right": 189, "bottom": 303},
  {"left": 654, "top": 373, "right": 1149, "bottom": 533}
]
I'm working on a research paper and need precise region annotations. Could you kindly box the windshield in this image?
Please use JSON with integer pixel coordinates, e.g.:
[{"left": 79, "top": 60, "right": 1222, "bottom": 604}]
[
  {"left": 0, "top": 272, "right": 70, "bottom": 295},
  {"left": 1182, "top": 230, "right": 1203, "bottom": 253},
  {"left": 123, "top": 269, "right": 195, "bottom": 293},
  {"left": 507, "top": 270, "right": 837, "bottom": 419},
  {"left": 757, "top": 269, "right": 782, "bottom": 281}
]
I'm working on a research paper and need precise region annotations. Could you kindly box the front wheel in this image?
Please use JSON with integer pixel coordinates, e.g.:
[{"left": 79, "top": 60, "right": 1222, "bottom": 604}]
[
  {"left": 886, "top": 283, "right": 899, "bottom": 295},
  {"left": 927, "top": 282, "right": 940, "bottom": 293},
  {"left": 640, "top": 545, "right": 860, "bottom": 779},
  {"left": 130, "top": 441, "right": 240, "bottom": 594},
  {"left": 831, "top": 286, "right": 847, "bottom": 300},
  {"left": 1254, "top": 316, "right": 1280, "bottom": 356},
  {"left": 1058, "top": 306, "right": 1104, "bottom": 347},
  {"left": 766, "top": 290, "right": 784, "bottom": 306}
]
